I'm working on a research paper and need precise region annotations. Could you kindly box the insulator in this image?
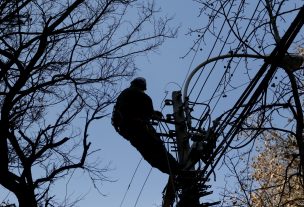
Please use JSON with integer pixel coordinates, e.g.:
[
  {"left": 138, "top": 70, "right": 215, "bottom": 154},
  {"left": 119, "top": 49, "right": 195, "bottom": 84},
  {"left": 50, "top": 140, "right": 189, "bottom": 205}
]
[
  {"left": 169, "top": 130, "right": 176, "bottom": 137},
  {"left": 164, "top": 99, "right": 173, "bottom": 105},
  {"left": 150, "top": 120, "right": 159, "bottom": 126},
  {"left": 170, "top": 146, "right": 178, "bottom": 152},
  {"left": 166, "top": 114, "right": 174, "bottom": 120}
]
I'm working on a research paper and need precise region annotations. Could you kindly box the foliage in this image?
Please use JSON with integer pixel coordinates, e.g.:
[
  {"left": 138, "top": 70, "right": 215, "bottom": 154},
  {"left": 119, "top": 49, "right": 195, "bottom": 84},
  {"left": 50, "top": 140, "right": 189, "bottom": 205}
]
[{"left": 251, "top": 132, "right": 304, "bottom": 207}]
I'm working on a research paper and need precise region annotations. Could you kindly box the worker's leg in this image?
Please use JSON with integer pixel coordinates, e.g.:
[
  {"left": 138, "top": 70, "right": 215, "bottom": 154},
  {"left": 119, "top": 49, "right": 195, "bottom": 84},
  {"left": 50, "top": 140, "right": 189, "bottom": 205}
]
[
  {"left": 162, "top": 176, "right": 176, "bottom": 207},
  {"left": 128, "top": 123, "right": 179, "bottom": 175},
  {"left": 147, "top": 125, "right": 180, "bottom": 174}
]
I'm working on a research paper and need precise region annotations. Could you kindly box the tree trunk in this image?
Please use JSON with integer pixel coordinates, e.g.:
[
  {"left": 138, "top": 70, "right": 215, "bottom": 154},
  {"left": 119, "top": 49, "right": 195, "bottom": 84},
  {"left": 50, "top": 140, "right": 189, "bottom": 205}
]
[{"left": 16, "top": 186, "right": 38, "bottom": 207}]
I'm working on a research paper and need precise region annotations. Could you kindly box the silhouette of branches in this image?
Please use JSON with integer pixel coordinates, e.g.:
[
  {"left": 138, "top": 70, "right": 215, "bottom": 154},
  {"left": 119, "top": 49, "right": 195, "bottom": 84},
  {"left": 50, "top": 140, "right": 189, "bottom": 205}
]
[
  {"left": 184, "top": 1, "right": 303, "bottom": 206},
  {"left": 0, "top": 0, "right": 176, "bottom": 206}
]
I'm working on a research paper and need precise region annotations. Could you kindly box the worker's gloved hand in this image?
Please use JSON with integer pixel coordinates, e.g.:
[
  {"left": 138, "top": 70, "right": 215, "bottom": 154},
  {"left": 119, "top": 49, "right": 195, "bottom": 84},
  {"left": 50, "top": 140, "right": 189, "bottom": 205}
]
[{"left": 153, "top": 110, "right": 163, "bottom": 120}]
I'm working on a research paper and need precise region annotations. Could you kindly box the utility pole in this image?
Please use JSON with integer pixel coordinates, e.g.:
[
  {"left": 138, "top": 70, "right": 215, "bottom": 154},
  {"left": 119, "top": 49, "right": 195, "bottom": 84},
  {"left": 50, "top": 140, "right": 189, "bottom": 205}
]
[
  {"left": 172, "top": 91, "right": 190, "bottom": 165},
  {"left": 172, "top": 91, "right": 200, "bottom": 207},
  {"left": 161, "top": 90, "right": 221, "bottom": 207}
]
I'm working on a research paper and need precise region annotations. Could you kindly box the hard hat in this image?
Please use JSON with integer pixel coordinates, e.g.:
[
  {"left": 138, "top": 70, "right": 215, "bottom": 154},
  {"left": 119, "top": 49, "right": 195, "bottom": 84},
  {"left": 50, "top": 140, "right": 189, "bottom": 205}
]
[{"left": 131, "top": 77, "right": 147, "bottom": 90}]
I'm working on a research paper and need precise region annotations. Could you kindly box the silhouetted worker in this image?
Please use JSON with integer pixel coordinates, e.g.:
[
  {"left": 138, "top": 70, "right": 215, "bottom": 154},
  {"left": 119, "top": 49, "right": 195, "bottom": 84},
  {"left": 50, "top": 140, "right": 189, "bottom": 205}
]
[{"left": 112, "top": 77, "right": 179, "bottom": 175}]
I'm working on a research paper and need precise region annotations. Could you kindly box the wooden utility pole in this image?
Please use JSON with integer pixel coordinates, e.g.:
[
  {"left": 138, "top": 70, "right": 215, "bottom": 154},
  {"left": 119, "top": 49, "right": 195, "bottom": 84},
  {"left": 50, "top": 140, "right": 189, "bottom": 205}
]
[
  {"left": 172, "top": 91, "right": 190, "bottom": 164},
  {"left": 171, "top": 91, "right": 200, "bottom": 207},
  {"left": 162, "top": 91, "right": 220, "bottom": 207}
]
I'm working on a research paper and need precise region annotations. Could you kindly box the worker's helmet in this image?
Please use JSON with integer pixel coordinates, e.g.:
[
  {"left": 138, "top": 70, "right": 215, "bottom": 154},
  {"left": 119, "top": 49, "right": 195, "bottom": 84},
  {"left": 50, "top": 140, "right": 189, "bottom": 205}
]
[{"left": 131, "top": 77, "right": 147, "bottom": 90}]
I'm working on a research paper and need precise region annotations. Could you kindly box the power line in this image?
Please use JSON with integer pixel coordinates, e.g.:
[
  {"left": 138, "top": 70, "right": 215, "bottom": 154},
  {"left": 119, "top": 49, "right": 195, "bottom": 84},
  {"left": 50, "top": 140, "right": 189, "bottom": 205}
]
[
  {"left": 186, "top": 0, "right": 247, "bottom": 133},
  {"left": 181, "top": 36, "right": 204, "bottom": 89},
  {"left": 188, "top": 0, "right": 236, "bottom": 98},
  {"left": 119, "top": 157, "right": 143, "bottom": 207},
  {"left": 185, "top": 0, "right": 265, "bottom": 131},
  {"left": 173, "top": 3, "right": 303, "bottom": 205},
  {"left": 133, "top": 167, "right": 152, "bottom": 207},
  {"left": 204, "top": 5, "right": 304, "bottom": 180},
  {"left": 204, "top": 0, "right": 265, "bottom": 127}
]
